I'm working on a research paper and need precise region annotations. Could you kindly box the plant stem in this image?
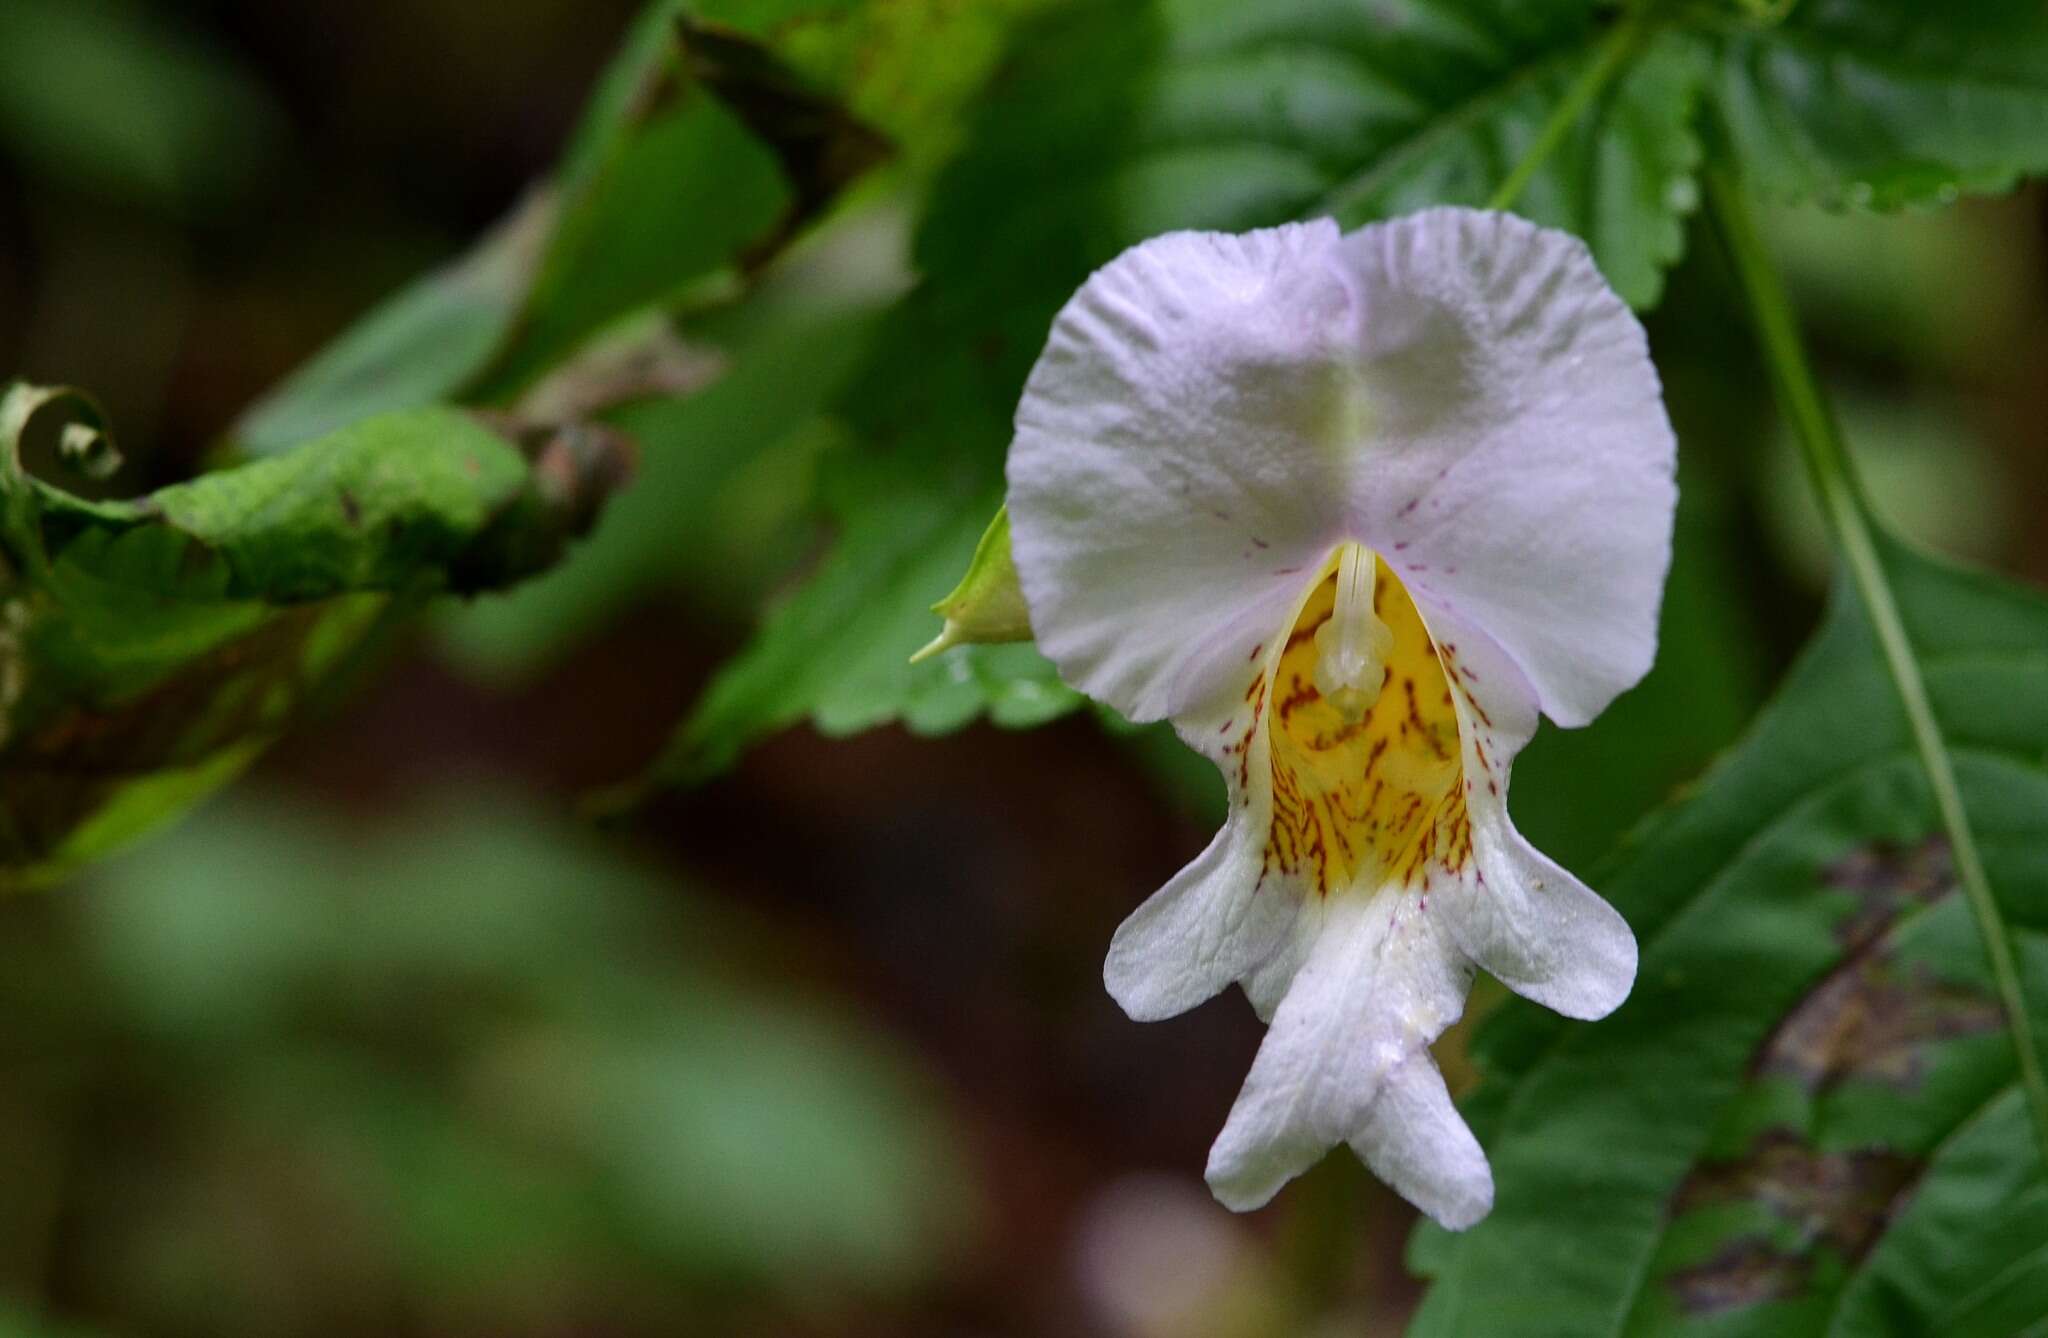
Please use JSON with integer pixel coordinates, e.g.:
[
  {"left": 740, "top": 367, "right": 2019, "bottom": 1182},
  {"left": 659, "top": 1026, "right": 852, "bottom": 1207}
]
[
  {"left": 1485, "top": 9, "right": 1649, "bottom": 213},
  {"left": 1705, "top": 169, "right": 2048, "bottom": 1163}
]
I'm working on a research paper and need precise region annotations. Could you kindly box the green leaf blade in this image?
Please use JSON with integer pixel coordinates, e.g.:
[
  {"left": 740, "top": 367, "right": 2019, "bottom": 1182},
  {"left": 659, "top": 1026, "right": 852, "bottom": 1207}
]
[
  {"left": 232, "top": 200, "right": 550, "bottom": 456},
  {"left": 1709, "top": 0, "right": 2048, "bottom": 210},
  {"left": 1411, "top": 541, "right": 2048, "bottom": 1338},
  {"left": 650, "top": 457, "right": 1077, "bottom": 788},
  {"left": 467, "top": 97, "right": 792, "bottom": 401},
  {"left": 1323, "top": 24, "right": 1707, "bottom": 308},
  {"left": 0, "top": 402, "right": 624, "bottom": 886}
]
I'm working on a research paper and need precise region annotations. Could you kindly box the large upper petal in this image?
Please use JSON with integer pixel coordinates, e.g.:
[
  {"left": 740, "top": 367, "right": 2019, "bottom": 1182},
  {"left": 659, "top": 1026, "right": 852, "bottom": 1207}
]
[
  {"left": 1007, "top": 221, "right": 1356, "bottom": 724},
  {"left": 1333, "top": 208, "right": 1676, "bottom": 728}
]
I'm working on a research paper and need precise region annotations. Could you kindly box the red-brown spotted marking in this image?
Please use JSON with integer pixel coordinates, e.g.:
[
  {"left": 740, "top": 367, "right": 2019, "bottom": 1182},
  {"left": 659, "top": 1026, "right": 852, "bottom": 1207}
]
[{"left": 1255, "top": 558, "right": 1473, "bottom": 897}]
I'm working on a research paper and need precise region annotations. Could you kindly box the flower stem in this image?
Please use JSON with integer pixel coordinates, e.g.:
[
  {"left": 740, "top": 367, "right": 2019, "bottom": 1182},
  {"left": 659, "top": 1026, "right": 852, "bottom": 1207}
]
[
  {"left": 1485, "top": 9, "right": 1650, "bottom": 213},
  {"left": 1705, "top": 169, "right": 2048, "bottom": 1163}
]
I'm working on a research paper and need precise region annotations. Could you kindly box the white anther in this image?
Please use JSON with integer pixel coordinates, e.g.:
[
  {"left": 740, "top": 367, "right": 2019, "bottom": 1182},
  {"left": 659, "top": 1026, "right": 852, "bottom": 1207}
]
[{"left": 1313, "top": 543, "right": 1395, "bottom": 722}]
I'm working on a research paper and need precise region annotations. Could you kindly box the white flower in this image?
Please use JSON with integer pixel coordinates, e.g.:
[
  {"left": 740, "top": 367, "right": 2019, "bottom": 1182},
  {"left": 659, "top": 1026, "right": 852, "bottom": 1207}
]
[{"left": 1005, "top": 209, "right": 1676, "bottom": 1230}]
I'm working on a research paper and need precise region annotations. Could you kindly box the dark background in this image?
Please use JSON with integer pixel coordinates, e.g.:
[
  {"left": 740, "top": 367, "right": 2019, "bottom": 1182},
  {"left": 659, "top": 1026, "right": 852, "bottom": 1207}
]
[{"left": 2, "top": 1, "right": 2045, "bottom": 1334}]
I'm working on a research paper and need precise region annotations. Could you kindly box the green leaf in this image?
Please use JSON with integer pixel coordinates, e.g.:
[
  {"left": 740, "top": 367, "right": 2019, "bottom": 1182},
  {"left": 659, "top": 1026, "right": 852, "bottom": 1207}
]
[
  {"left": 440, "top": 301, "right": 890, "bottom": 681},
  {"left": 686, "top": 0, "right": 1055, "bottom": 171},
  {"left": 1708, "top": 0, "right": 2048, "bottom": 209},
  {"left": 921, "top": 0, "right": 1706, "bottom": 311},
  {"left": 0, "top": 393, "right": 628, "bottom": 886},
  {"left": 465, "top": 96, "right": 791, "bottom": 400},
  {"left": 230, "top": 195, "right": 555, "bottom": 457},
  {"left": 639, "top": 446, "right": 1078, "bottom": 789},
  {"left": 1318, "top": 18, "right": 1707, "bottom": 309},
  {"left": 658, "top": 0, "right": 1708, "bottom": 787},
  {"left": 1408, "top": 535, "right": 2048, "bottom": 1337},
  {"left": 232, "top": 7, "right": 898, "bottom": 454}
]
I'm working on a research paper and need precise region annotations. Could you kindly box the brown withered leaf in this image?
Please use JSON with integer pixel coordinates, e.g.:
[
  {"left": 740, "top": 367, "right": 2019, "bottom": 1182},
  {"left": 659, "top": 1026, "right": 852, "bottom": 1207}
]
[
  {"left": 1759, "top": 957, "right": 2003, "bottom": 1095},
  {"left": 1668, "top": 1131, "right": 1918, "bottom": 1314}
]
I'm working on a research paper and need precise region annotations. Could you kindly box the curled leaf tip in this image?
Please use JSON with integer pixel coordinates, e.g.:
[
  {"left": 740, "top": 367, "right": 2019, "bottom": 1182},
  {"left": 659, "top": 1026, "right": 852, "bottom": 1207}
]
[
  {"left": 1, "top": 382, "right": 120, "bottom": 491},
  {"left": 59, "top": 422, "right": 122, "bottom": 481}
]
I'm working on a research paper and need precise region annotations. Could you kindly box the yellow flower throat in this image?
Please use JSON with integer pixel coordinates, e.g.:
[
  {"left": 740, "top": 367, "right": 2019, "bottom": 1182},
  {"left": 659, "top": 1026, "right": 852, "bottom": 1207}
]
[{"left": 1245, "top": 545, "right": 1480, "bottom": 898}]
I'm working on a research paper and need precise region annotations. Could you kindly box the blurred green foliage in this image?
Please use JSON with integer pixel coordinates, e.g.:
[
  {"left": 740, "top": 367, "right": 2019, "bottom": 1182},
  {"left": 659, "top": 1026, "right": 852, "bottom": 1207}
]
[
  {"left": 1, "top": 795, "right": 967, "bottom": 1331},
  {"left": 0, "top": 0, "right": 282, "bottom": 217},
  {"left": 439, "top": 211, "right": 910, "bottom": 680}
]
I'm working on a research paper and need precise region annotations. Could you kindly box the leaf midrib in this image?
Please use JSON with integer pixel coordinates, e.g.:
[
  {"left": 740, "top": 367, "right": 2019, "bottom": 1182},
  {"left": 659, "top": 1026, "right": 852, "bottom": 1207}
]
[{"left": 1311, "top": 32, "right": 1601, "bottom": 219}]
